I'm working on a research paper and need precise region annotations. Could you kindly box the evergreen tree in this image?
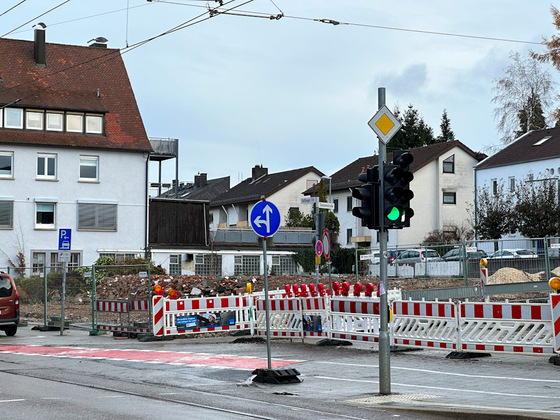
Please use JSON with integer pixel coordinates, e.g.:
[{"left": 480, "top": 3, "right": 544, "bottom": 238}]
[
  {"left": 388, "top": 104, "right": 435, "bottom": 149},
  {"left": 514, "top": 90, "right": 547, "bottom": 138},
  {"left": 436, "top": 109, "right": 455, "bottom": 143}
]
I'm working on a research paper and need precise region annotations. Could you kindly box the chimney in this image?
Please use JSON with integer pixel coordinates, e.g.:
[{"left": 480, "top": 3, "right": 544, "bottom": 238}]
[
  {"left": 88, "top": 37, "right": 108, "bottom": 48},
  {"left": 252, "top": 164, "right": 268, "bottom": 180},
  {"left": 33, "top": 22, "right": 47, "bottom": 67},
  {"left": 194, "top": 173, "right": 207, "bottom": 187}
]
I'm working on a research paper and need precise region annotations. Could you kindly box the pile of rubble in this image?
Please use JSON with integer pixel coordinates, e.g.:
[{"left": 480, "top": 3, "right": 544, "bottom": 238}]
[{"left": 94, "top": 274, "right": 359, "bottom": 301}]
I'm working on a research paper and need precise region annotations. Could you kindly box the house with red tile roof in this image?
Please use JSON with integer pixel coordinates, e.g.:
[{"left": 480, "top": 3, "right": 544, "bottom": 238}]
[
  {"left": 320, "top": 141, "right": 486, "bottom": 251},
  {"left": 0, "top": 26, "right": 152, "bottom": 272}
]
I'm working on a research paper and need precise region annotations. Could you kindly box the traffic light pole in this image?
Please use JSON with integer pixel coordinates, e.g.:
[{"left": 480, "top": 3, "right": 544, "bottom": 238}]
[{"left": 377, "top": 87, "right": 391, "bottom": 395}]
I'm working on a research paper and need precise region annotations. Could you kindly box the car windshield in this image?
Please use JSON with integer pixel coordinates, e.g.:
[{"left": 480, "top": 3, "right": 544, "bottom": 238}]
[
  {"left": 516, "top": 250, "right": 533, "bottom": 255},
  {"left": 424, "top": 251, "right": 439, "bottom": 258}
]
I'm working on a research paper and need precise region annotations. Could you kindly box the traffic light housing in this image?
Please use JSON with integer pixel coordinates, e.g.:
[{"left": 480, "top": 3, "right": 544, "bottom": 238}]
[
  {"left": 382, "top": 150, "right": 414, "bottom": 228},
  {"left": 352, "top": 166, "right": 379, "bottom": 230}
]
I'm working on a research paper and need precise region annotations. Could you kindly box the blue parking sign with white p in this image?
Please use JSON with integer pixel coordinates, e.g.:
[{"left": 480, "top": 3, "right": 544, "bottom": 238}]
[
  {"left": 58, "top": 228, "right": 71, "bottom": 251},
  {"left": 250, "top": 200, "right": 281, "bottom": 238}
]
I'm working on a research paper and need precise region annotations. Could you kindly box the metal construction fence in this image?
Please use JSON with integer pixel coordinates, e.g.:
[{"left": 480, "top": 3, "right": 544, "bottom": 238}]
[
  {"left": 91, "top": 264, "right": 152, "bottom": 335},
  {"left": 0, "top": 265, "right": 92, "bottom": 330},
  {"left": 357, "top": 236, "right": 560, "bottom": 283}
]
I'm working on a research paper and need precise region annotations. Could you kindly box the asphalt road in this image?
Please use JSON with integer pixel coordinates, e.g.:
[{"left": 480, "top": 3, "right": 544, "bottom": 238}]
[{"left": 0, "top": 325, "right": 559, "bottom": 419}]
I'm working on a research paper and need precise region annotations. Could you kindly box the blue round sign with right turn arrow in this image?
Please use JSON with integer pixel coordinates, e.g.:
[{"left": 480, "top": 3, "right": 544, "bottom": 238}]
[{"left": 250, "top": 200, "right": 281, "bottom": 238}]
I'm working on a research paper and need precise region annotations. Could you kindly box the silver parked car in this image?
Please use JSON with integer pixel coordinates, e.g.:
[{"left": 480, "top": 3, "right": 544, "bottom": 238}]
[
  {"left": 489, "top": 249, "right": 537, "bottom": 259},
  {"left": 394, "top": 249, "right": 443, "bottom": 264}
]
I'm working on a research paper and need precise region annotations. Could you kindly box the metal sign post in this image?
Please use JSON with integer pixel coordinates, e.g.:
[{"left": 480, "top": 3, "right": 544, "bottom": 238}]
[
  {"left": 250, "top": 199, "right": 281, "bottom": 370},
  {"left": 58, "top": 229, "right": 72, "bottom": 336},
  {"left": 367, "top": 88, "right": 401, "bottom": 395}
]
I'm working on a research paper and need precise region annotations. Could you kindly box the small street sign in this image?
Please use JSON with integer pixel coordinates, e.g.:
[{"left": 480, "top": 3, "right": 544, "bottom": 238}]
[
  {"left": 360, "top": 254, "right": 376, "bottom": 261},
  {"left": 318, "top": 202, "right": 335, "bottom": 210},
  {"left": 322, "top": 229, "right": 331, "bottom": 261},
  {"left": 300, "top": 197, "right": 318, "bottom": 205},
  {"left": 250, "top": 200, "right": 281, "bottom": 238},
  {"left": 58, "top": 251, "right": 70, "bottom": 262},
  {"left": 368, "top": 105, "right": 402, "bottom": 144},
  {"left": 58, "top": 229, "right": 71, "bottom": 251},
  {"left": 315, "top": 240, "right": 323, "bottom": 257}
]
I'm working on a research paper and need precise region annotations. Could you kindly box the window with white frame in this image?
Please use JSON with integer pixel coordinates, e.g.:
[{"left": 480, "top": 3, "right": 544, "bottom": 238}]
[
  {"left": 443, "top": 155, "right": 455, "bottom": 173},
  {"left": 509, "top": 177, "right": 516, "bottom": 193},
  {"left": 66, "top": 113, "right": 83, "bottom": 133},
  {"left": 26, "top": 110, "right": 44, "bottom": 130},
  {"left": 32, "top": 252, "right": 46, "bottom": 274},
  {"left": 169, "top": 254, "right": 181, "bottom": 275},
  {"left": 86, "top": 115, "right": 103, "bottom": 134},
  {"left": 0, "top": 151, "right": 13, "bottom": 177},
  {"left": 35, "top": 202, "right": 55, "bottom": 228},
  {"left": 333, "top": 198, "right": 339, "bottom": 213},
  {"left": 79, "top": 155, "right": 99, "bottom": 181},
  {"left": 46, "top": 112, "right": 63, "bottom": 131},
  {"left": 234, "top": 255, "right": 259, "bottom": 276},
  {"left": 0, "top": 200, "right": 13, "bottom": 228},
  {"left": 78, "top": 202, "right": 117, "bottom": 231},
  {"left": 37, "top": 153, "right": 57, "bottom": 179},
  {"left": 443, "top": 192, "right": 456, "bottom": 204},
  {"left": 4, "top": 108, "right": 23, "bottom": 129},
  {"left": 347, "top": 196, "right": 352, "bottom": 211},
  {"left": 347, "top": 228, "right": 352, "bottom": 245},
  {"left": 492, "top": 179, "right": 498, "bottom": 196}
]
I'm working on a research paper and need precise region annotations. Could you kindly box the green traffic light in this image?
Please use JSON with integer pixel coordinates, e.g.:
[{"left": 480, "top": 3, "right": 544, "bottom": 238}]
[{"left": 386, "top": 206, "right": 400, "bottom": 221}]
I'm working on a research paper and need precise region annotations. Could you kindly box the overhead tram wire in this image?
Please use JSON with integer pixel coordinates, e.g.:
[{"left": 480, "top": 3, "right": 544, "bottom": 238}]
[
  {"left": 10, "top": 3, "right": 155, "bottom": 35},
  {"left": 0, "top": 0, "right": 28, "bottom": 19},
  {"left": 1, "top": 0, "right": 71, "bottom": 38},
  {"left": 0, "top": 0, "right": 252, "bottom": 108},
  {"left": 153, "top": 0, "right": 542, "bottom": 46}
]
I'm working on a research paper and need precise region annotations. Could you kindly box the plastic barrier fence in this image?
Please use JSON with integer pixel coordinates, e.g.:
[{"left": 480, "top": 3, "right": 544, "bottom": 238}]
[
  {"left": 300, "top": 297, "right": 329, "bottom": 338},
  {"left": 255, "top": 297, "right": 303, "bottom": 338},
  {"left": 152, "top": 294, "right": 254, "bottom": 337},
  {"left": 392, "top": 300, "right": 458, "bottom": 350},
  {"left": 458, "top": 301, "right": 553, "bottom": 354},
  {"left": 95, "top": 299, "right": 151, "bottom": 334},
  {"left": 330, "top": 296, "right": 382, "bottom": 343}
]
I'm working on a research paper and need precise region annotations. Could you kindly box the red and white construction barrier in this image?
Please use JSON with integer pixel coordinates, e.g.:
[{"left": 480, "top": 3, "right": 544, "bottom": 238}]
[
  {"left": 95, "top": 299, "right": 151, "bottom": 334},
  {"left": 158, "top": 294, "right": 254, "bottom": 337},
  {"left": 459, "top": 301, "right": 553, "bottom": 354},
  {"left": 255, "top": 297, "right": 303, "bottom": 338},
  {"left": 330, "top": 296, "right": 382, "bottom": 343},
  {"left": 392, "top": 300, "right": 458, "bottom": 350}
]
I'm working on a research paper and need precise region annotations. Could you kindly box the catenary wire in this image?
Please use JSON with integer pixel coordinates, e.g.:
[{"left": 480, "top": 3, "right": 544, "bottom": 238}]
[
  {"left": 155, "top": 0, "right": 542, "bottom": 45},
  {"left": 0, "top": 0, "right": 27, "bottom": 19},
  {"left": 0, "top": 0, "right": 252, "bottom": 108},
  {"left": 1, "top": 0, "right": 71, "bottom": 38}
]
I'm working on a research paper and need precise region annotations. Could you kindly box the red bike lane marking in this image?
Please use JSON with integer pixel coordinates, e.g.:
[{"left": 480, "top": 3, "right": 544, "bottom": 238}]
[{"left": 0, "top": 344, "right": 300, "bottom": 370}]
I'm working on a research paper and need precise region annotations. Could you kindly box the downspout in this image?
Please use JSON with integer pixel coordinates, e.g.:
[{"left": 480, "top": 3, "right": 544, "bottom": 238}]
[
  {"left": 204, "top": 203, "right": 208, "bottom": 246},
  {"left": 145, "top": 153, "right": 150, "bottom": 258}
]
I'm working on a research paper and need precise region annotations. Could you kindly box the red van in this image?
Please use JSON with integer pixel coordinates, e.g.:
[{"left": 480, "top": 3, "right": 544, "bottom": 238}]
[{"left": 0, "top": 273, "right": 19, "bottom": 336}]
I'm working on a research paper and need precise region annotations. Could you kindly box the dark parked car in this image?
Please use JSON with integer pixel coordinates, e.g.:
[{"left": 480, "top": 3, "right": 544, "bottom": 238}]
[
  {"left": 442, "top": 249, "right": 488, "bottom": 261},
  {"left": 0, "top": 273, "right": 19, "bottom": 336}
]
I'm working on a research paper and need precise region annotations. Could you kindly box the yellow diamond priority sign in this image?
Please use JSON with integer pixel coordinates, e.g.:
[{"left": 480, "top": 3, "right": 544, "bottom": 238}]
[{"left": 368, "top": 105, "right": 402, "bottom": 144}]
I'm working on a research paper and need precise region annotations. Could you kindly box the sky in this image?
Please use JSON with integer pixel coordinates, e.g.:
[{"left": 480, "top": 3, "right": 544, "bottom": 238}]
[{"left": 3, "top": 1, "right": 559, "bottom": 190}]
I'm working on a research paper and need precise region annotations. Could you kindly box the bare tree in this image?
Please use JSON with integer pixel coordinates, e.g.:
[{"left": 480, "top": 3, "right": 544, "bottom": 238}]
[{"left": 492, "top": 51, "right": 555, "bottom": 145}]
